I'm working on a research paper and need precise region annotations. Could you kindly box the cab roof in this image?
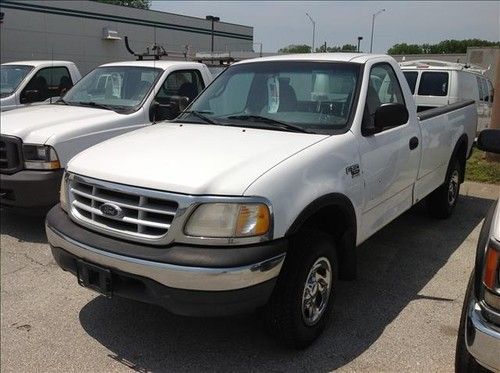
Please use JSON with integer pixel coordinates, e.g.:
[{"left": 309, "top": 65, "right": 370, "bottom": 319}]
[
  {"left": 234, "top": 53, "right": 391, "bottom": 65},
  {"left": 99, "top": 60, "right": 205, "bottom": 70},
  {"left": 2, "top": 60, "right": 75, "bottom": 67}
]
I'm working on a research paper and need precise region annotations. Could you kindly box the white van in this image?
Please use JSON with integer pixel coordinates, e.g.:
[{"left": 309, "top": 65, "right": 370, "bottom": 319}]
[{"left": 400, "top": 60, "right": 493, "bottom": 132}]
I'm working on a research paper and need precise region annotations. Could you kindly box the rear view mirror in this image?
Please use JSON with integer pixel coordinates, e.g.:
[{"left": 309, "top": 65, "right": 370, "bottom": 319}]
[
  {"left": 374, "top": 103, "right": 409, "bottom": 130},
  {"left": 477, "top": 129, "right": 500, "bottom": 154}
]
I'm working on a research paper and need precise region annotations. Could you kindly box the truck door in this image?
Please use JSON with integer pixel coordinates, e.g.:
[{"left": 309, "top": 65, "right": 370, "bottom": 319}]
[{"left": 357, "top": 62, "right": 420, "bottom": 240}]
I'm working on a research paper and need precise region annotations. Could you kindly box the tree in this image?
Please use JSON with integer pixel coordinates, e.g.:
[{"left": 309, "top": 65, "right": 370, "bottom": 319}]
[
  {"left": 278, "top": 44, "right": 311, "bottom": 54},
  {"left": 388, "top": 39, "right": 500, "bottom": 55},
  {"left": 95, "top": 0, "right": 151, "bottom": 9},
  {"left": 341, "top": 44, "right": 357, "bottom": 52}
]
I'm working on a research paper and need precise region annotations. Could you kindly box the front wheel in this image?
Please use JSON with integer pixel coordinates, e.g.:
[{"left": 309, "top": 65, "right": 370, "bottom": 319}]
[
  {"left": 264, "top": 229, "right": 337, "bottom": 349},
  {"left": 428, "top": 157, "right": 462, "bottom": 219}
]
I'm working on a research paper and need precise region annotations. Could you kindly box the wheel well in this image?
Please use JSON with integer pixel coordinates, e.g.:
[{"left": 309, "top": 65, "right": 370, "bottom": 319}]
[
  {"left": 287, "top": 199, "right": 357, "bottom": 280},
  {"left": 454, "top": 135, "right": 468, "bottom": 183},
  {"left": 301, "top": 205, "right": 349, "bottom": 243}
]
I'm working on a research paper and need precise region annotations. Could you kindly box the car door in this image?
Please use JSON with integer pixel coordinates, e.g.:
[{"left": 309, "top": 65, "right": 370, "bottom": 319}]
[{"left": 357, "top": 62, "right": 420, "bottom": 240}]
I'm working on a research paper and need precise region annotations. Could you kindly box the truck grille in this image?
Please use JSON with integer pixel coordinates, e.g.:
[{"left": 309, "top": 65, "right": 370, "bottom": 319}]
[
  {"left": 0, "top": 136, "right": 22, "bottom": 174},
  {"left": 69, "top": 176, "right": 178, "bottom": 242}
]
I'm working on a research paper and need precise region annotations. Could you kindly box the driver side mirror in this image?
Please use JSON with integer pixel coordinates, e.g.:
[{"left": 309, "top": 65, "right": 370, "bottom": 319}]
[
  {"left": 149, "top": 96, "right": 189, "bottom": 123},
  {"left": 477, "top": 129, "right": 500, "bottom": 154},
  {"left": 374, "top": 103, "right": 409, "bottom": 130},
  {"left": 20, "top": 89, "right": 40, "bottom": 104}
]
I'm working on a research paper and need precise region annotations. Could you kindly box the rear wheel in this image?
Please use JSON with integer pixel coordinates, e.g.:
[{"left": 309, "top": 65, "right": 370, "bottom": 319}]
[
  {"left": 264, "top": 229, "right": 337, "bottom": 349},
  {"left": 428, "top": 157, "right": 462, "bottom": 219}
]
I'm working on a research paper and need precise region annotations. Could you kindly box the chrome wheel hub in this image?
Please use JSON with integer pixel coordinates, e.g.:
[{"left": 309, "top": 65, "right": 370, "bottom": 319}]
[
  {"left": 301, "top": 257, "right": 332, "bottom": 326},
  {"left": 448, "top": 169, "right": 459, "bottom": 206}
]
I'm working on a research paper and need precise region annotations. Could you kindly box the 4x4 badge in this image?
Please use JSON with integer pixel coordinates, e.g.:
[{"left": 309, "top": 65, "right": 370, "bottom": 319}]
[{"left": 346, "top": 164, "right": 360, "bottom": 178}]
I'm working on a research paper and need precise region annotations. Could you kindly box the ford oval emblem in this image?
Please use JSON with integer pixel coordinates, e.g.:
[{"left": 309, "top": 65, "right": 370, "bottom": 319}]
[{"left": 100, "top": 203, "right": 123, "bottom": 218}]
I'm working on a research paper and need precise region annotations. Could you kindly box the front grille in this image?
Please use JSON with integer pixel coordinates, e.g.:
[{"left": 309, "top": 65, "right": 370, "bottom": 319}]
[
  {"left": 0, "top": 136, "right": 22, "bottom": 174},
  {"left": 69, "top": 177, "right": 178, "bottom": 242}
]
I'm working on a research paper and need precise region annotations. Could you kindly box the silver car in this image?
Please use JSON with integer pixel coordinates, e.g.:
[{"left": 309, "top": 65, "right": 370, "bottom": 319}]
[{"left": 455, "top": 129, "right": 500, "bottom": 372}]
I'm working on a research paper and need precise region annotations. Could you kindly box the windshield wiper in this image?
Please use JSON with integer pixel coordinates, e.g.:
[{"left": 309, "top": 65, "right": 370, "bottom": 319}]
[
  {"left": 226, "top": 115, "right": 312, "bottom": 133},
  {"left": 76, "top": 101, "right": 116, "bottom": 111},
  {"left": 56, "top": 97, "right": 69, "bottom": 105},
  {"left": 180, "top": 110, "right": 222, "bottom": 125}
]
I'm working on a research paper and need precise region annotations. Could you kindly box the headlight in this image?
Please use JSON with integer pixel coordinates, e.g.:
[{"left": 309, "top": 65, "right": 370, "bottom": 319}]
[
  {"left": 60, "top": 171, "right": 69, "bottom": 212},
  {"left": 23, "top": 144, "right": 61, "bottom": 170},
  {"left": 184, "top": 203, "right": 270, "bottom": 238}
]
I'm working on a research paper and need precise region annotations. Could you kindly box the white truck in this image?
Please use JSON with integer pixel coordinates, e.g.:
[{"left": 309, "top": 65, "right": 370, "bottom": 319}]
[
  {"left": 0, "top": 60, "right": 212, "bottom": 210},
  {"left": 46, "top": 54, "right": 477, "bottom": 348},
  {"left": 1, "top": 61, "right": 82, "bottom": 111}
]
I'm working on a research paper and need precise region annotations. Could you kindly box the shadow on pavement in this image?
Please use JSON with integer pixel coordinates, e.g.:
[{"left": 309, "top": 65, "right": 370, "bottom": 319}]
[
  {"left": 0, "top": 208, "right": 48, "bottom": 244},
  {"left": 78, "top": 195, "right": 495, "bottom": 371}
]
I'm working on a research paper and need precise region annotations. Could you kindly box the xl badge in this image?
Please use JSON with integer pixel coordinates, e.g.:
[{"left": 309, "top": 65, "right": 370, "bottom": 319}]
[{"left": 100, "top": 203, "right": 123, "bottom": 218}]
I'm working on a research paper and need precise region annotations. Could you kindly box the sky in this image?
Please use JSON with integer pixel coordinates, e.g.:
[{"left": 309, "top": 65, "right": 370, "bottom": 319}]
[{"left": 151, "top": 1, "right": 500, "bottom": 53}]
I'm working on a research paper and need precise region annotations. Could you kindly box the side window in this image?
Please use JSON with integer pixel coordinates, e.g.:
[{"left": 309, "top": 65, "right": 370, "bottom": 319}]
[
  {"left": 403, "top": 71, "right": 418, "bottom": 94},
  {"left": 477, "top": 76, "right": 485, "bottom": 101},
  {"left": 418, "top": 72, "right": 449, "bottom": 96},
  {"left": 487, "top": 80, "right": 494, "bottom": 103},
  {"left": 481, "top": 78, "right": 490, "bottom": 103},
  {"left": 21, "top": 66, "right": 72, "bottom": 103},
  {"left": 155, "top": 69, "right": 204, "bottom": 105},
  {"left": 366, "top": 63, "right": 404, "bottom": 116}
]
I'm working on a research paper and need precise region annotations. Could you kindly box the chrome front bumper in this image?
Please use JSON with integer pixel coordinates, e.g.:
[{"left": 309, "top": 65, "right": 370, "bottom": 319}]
[
  {"left": 46, "top": 224, "right": 285, "bottom": 292},
  {"left": 466, "top": 299, "right": 500, "bottom": 372}
]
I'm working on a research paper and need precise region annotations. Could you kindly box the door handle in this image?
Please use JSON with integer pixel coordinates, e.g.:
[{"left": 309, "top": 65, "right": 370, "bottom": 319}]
[{"left": 409, "top": 136, "right": 419, "bottom": 150}]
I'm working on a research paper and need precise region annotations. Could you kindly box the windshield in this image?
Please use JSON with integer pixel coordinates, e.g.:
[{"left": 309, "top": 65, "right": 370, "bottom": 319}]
[
  {"left": 1, "top": 65, "right": 34, "bottom": 97},
  {"left": 178, "top": 61, "right": 361, "bottom": 133},
  {"left": 63, "top": 66, "right": 162, "bottom": 111}
]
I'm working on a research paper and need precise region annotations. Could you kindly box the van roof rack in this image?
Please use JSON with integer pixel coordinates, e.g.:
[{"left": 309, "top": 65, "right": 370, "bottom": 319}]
[{"left": 399, "top": 59, "right": 487, "bottom": 74}]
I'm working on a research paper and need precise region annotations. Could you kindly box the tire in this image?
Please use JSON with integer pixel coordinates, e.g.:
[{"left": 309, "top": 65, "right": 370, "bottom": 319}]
[
  {"left": 455, "top": 272, "right": 488, "bottom": 373},
  {"left": 264, "top": 228, "right": 337, "bottom": 349},
  {"left": 428, "top": 157, "right": 462, "bottom": 219}
]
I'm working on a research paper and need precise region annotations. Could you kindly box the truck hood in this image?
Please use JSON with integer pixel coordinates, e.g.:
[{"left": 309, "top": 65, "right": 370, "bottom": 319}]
[
  {"left": 68, "top": 123, "right": 328, "bottom": 195},
  {"left": 0, "top": 104, "right": 124, "bottom": 144}
]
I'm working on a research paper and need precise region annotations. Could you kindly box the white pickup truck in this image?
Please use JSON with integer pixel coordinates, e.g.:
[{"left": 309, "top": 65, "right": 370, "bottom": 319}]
[
  {"left": 1, "top": 61, "right": 82, "bottom": 111},
  {"left": 46, "top": 54, "right": 477, "bottom": 348},
  {"left": 1, "top": 60, "right": 212, "bottom": 210}
]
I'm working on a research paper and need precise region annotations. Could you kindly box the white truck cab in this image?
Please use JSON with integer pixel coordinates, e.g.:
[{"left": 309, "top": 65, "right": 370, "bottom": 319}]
[
  {"left": 400, "top": 60, "right": 493, "bottom": 132},
  {"left": 1, "top": 61, "right": 81, "bottom": 111},
  {"left": 46, "top": 54, "right": 477, "bottom": 348},
  {"left": 0, "top": 60, "right": 212, "bottom": 210}
]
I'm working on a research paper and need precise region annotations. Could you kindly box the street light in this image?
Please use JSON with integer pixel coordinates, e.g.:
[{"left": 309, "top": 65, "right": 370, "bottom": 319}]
[
  {"left": 357, "top": 36, "right": 363, "bottom": 52},
  {"left": 305, "top": 12, "right": 316, "bottom": 53},
  {"left": 369, "top": 9, "right": 385, "bottom": 53},
  {"left": 206, "top": 15, "right": 220, "bottom": 53}
]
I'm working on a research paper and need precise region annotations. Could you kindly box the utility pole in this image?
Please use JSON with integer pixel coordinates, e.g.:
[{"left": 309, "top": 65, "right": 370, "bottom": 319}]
[
  {"left": 206, "top": 15, "right": 220, "bottom": 53},
  {"left": 370, "top": 9, "right": 385, "bottom": 53},
  {"left": 323, "top": 41, "right": 327, "bottom": 53},
  {"left": 357, "top": 36, "right": 363, "bottom": 52},
  {"left": 306, "top": 13, "right": 316, "bottom": 53}
]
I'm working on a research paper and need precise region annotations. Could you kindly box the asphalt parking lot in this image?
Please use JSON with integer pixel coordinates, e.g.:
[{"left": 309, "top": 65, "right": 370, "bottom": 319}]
[{"left": 1, "top": 181, "right": 499, "bottom": 372}]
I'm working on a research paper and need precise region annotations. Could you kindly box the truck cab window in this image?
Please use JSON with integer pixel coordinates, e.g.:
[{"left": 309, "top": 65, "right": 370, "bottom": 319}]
[
  {"left": 21, "top": 67, "right": 73, "bottom": 103},
  {"left": 155, "top": 70, "right": 204, "bottom": 105},
  {"left": 418, "top": 72, "right": 449, "bottom": 96}
]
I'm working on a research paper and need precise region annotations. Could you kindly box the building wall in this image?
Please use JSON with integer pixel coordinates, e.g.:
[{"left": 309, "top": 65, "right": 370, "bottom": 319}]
[
  {"left": 467, "top": 47, "right": 499, "bottom": 83},
  {"left": 0, "top": 0, "right": 254, "bottom": 74}
]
